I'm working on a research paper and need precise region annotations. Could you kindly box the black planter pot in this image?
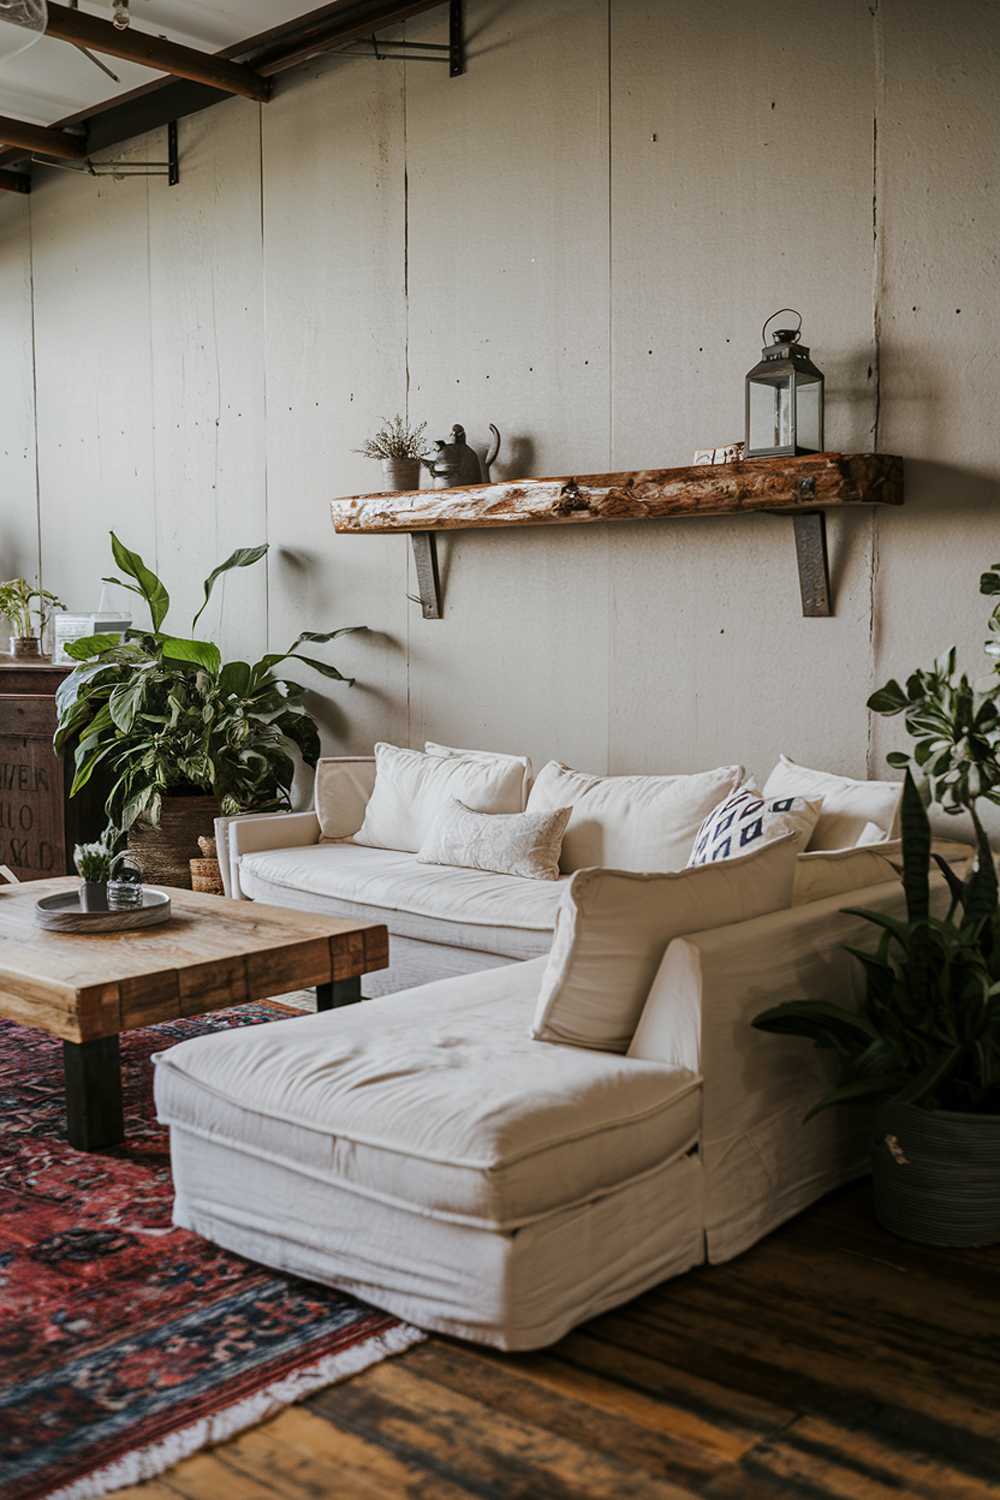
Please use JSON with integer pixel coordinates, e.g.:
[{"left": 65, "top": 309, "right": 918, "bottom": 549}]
[{"left": 872, "top": 1097, "right": 1000, "bottom": 1248}]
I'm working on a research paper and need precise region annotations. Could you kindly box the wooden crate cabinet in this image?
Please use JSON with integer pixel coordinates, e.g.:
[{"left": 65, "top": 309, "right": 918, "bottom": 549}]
[{"left": 0, "top": 662, "right": 107, "bottom": 881}]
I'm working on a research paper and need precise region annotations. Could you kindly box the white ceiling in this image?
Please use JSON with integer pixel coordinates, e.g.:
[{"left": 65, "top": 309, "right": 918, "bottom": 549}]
[{"left": 0, "top": 2, "right": 309, "bottom": 124}]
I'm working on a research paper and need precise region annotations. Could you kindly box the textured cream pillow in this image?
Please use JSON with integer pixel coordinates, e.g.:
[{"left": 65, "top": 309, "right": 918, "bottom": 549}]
[
  {"left": 527, "top": 760, "right": 744, "bottom": 873},
  {"left": 532, "top": 832, "right": 801, "bottom": 1053},
  {"left": 424, "top": 741, "right": 532, "bottom": 809},
  {"left": 418, "top": 799, "right": 571, "bottom": 881},
  {"left": 763, "top": 754, "right": 903, "bottom": 850},
  {"left": 354, "top": 743, "right": 527, "bottom": 854}
]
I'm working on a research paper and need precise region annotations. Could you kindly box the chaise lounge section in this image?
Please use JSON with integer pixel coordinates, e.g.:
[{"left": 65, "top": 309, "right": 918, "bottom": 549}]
[{"left": 155, "top": 873, "right": 946, "bottom": 1349}]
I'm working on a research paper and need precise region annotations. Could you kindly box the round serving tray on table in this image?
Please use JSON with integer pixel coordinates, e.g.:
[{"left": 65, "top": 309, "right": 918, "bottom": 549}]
[{"left": 34, "top": 889, "right": 172, "bottom": 933}]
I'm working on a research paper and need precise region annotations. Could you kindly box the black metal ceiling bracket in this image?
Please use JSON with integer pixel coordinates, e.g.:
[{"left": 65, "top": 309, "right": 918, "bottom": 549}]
[
  {"left": 334, "top": 0, "right": 465, "bottom": 75},
  {"left": 450, "top": 0, "right": 465, "bottom": 77},
  {"left": 30, "top": 119, "right": 179, "bottom": 184},
  {"left": 167, "top": 119, "right": 179, "bottom": 185}
]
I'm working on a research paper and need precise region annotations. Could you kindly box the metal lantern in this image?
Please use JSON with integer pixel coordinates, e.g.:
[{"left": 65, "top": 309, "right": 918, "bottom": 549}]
[{"left": 745, "top": 308, "right": 825, "bottom": 459}]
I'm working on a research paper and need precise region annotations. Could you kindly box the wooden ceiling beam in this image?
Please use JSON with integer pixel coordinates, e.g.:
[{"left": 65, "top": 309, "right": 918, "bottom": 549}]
[
  {"left": 0, "top": 113, "right": 87, "bottom": 160},
  {"left": 44, "top": 2, "right": 271, "bottom": 103},
  {"left": 0, "top": 0, "right": 448, "bottom": 171}
]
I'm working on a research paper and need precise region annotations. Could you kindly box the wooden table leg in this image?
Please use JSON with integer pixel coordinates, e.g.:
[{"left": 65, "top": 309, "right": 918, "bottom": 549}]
[
  {"left": 63, "top": 1036, "right": 124, "bottom": 1150},
  {"left": 316, "top": 977, "right": 362, "bottom": 1011}
]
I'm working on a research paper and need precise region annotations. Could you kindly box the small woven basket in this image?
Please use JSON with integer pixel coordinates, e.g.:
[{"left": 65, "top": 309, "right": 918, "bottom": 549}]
[{"left": 190, "top": 834, "right": 224, "bottom": 895}]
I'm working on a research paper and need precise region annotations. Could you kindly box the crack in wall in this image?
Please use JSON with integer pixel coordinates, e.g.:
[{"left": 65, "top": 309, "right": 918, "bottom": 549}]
[
  {"left": 25, "top": 193, "right": 42, "bottom": 590},
  {"left": 866, "top": 0, "right": 885, "bottom": 778}
]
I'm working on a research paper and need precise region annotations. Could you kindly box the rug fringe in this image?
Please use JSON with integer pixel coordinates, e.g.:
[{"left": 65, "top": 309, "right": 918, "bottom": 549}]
[{"left": 45, "top": 1321, "right": 426, "bottom": 1500}]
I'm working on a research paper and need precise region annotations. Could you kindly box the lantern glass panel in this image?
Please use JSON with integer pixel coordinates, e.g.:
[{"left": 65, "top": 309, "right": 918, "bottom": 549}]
[
  {"left": 748, "top": 372, "right": 794, "bottom": 454},
  {"left": 794, "top": 372, "right": 822, "bottom": 452}
]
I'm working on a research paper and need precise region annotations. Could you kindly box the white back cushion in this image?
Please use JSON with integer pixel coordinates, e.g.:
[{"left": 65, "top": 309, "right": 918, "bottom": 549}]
[
  {"left": 527, "top": 760, "right": 743, "bottom": 873},
  {"left": 763, "top": 754, "right": 902, "bottom": 850},
  {"left": 531, "top": 832, "right": 800, "bottom": 1053},
  {"left": 793, "top": 836, "right": 972, "bottom": 906},
  {"left": 354, "top": 743, "right": 527, "bottom": 854},
  {"left": 424, "top": 741, "right": 532, "bottom": 809}
]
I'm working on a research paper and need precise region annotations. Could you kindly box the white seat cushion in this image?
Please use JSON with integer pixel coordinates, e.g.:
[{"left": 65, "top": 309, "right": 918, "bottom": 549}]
[
  {"left": 154, "top": 959, "right": 700, "bottom": 1232},
  {"left": 239, "top": 843, "right": 566, "bottom": 959}
]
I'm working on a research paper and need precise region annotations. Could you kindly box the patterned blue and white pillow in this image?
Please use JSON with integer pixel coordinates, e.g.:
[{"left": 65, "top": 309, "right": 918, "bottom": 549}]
[{"left": 687, "top": 783, "right": 821, "bottom": 867}]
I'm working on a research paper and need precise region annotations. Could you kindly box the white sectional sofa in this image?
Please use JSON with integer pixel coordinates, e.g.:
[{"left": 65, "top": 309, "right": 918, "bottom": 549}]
[{"left": 162, "top": 746, "right": 965, "bottom": 1348}]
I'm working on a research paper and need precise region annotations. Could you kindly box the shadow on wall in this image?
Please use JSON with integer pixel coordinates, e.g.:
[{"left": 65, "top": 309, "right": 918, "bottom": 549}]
[{"left": 896, "top": 458, "right": 1000, "bottom": 516}]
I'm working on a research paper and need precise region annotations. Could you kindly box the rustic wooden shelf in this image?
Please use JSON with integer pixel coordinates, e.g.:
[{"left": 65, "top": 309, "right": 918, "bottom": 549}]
[{"left": 330, "top": 451, "right": 903, "bottom": 620}]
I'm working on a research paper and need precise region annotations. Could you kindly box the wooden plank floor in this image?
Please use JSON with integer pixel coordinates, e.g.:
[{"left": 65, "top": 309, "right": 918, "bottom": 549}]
[{"left": 121, "top": 1183, "right": 1000, "bottom": 1499}]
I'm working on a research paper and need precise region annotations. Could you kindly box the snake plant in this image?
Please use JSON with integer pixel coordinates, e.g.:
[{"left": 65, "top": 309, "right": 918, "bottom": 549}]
[{"left": 754, "top": 568, "right": 1000, "bottom": 1117}]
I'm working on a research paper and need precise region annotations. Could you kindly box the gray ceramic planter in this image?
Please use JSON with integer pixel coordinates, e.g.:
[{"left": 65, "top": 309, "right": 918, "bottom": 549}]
[
  {"left": 872, "top": 1097, "right": 1000, "bottom": 1248},
  {"left": 381, "top": 458, "right": 422, "bottom": 492},
  {"left": 78, "top": 880, "right": 108, "bottom": 912}
]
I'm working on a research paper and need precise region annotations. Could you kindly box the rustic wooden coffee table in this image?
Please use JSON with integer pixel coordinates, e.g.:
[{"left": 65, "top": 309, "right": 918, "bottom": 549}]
[{"left": 0, "top": 878, "right": 388, "bottom": 1152}]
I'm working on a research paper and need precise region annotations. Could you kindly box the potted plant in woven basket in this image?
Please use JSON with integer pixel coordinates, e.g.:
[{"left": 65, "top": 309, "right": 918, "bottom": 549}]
[
  {"left": 54, "top": 534, "right": 365, "bottom": 889},
  {"left": 356, "top": 414, "right": 429, "bottom": 492},
  {"left": 754, "top": 565, "right": 1000, "bottom": 1248}
]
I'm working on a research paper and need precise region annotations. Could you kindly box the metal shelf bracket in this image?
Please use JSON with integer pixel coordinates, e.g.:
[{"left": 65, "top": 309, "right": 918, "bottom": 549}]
[{"left": 410, "top": 534, "right": 443, "bottom": 619}]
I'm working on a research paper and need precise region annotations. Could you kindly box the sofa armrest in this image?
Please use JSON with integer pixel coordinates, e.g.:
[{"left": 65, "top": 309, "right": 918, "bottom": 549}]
[
  {"left": 629, "top": 873, "right": 951, "bottom": 1263},
  {"left": 215, "top": 811, "right": 321, "bottom": 900}
]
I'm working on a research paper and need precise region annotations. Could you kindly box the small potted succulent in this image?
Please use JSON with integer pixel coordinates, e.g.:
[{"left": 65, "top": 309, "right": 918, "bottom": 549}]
[
  {"left": 0, "top": 577, "right": 64, "bottom": 659},
  {"left": 356, "top": 415, "right": 429, "bottom": 492},
  {"left": 73, "top": 836, "right": 115, "bottom": 911}
]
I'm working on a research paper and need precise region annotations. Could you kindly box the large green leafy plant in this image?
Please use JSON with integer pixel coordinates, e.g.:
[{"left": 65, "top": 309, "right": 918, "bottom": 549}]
[
  {"left": 54, "top": 534, "right": 364, "bottom": 831},
  {"left": 753, "top": 567, "right": 1000, "bottom": 1117}
]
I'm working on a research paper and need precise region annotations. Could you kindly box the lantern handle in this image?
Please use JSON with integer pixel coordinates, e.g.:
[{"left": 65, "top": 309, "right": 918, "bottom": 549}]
[{"left": 761, "top": 308, "right": 803, "bottom": 345}]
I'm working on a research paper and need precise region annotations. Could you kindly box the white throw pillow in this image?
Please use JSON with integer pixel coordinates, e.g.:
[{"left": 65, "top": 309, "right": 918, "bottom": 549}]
[
  {"left": 526, "top": 760, "right": 744, "bottom": 873},
  {"left": 354, "top": 743, "right": 527, "bottom": 853},
  {"left": 763, "top": 754, "right": 903, "bottom": 851},
  {"left": 532, "top": 832, "right": 801, "bottom": 1052},
  {"left": 418, "top": 799, "right": 571, "bottom": 881},
  {"left": 688, "top": 783, "right": 821, "bottom": 866},
  {"left": 424, "top": 741, "right": 532, "bottom": 809}
]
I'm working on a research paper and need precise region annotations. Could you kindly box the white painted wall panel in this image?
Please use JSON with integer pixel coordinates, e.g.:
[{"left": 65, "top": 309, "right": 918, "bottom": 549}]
[
  {"left": 0, "top": 195, "right": 38, "bottom": 585},
  {"left": 871, "top": 0, "right": 1000, "bottom": 841},
  {"left": 607, "top": 0, "right": 877, "bottom": 781},
  {"left": 30, "top": 139, "right": 156, "bottom": 619},
  {"left": 262, "top": 51, "right": 410, "bottom": 758},
  {"left": 147, "top": 100, "right": 267, "bottom": 660},
  {"left": 404, "top": 0, "right": 613, "bottom": 773}
]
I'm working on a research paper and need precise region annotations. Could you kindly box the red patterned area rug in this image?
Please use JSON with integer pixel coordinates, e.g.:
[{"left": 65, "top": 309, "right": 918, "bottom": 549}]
[{"left": 0, "top": 1005, "right": 425, "bottom": 1500}]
